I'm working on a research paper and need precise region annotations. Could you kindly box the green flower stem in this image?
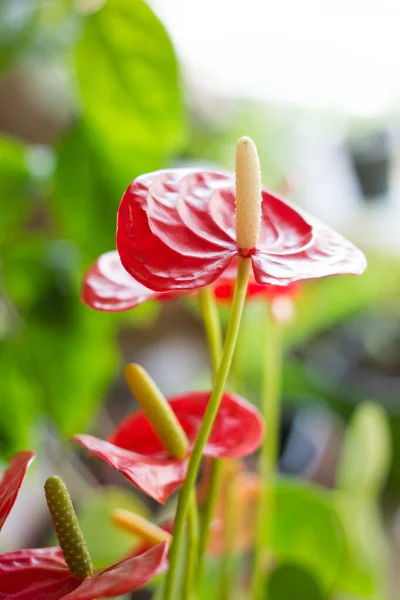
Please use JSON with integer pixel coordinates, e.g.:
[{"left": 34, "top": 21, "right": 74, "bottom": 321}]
[
  {"left": 44, "top": 476, "right": 93, "bottom": 579},
  {"left": 163, "top": 256, "right": 251, "bottom": 600},
  {"left": 197, "top": 286, "right": 224, "bottom": 582},
  {"left": 198, "top": 286, "right": 223, "bottom": 375},
  {"left": 251, "top": 306, "right": 282, "bottom": 600},
  {"left": 197, "top": 459, "right": 223, "bottom": 582},
  {"left": 182, "top": 491, "right": 200, "bottom": 599}
]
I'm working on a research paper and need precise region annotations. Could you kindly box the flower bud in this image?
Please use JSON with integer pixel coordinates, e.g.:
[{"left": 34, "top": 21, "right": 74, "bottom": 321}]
[
  {"left": 124, "top": 363, "right": 189, "bottom": 459},
  {"left": 235, "top": 136, "right": 262, "bottom": 255}
]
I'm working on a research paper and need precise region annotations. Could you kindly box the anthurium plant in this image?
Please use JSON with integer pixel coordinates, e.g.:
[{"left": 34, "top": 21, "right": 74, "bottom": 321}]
[{"left": 0, "top": 137, "right": 392, "bottom": 600}]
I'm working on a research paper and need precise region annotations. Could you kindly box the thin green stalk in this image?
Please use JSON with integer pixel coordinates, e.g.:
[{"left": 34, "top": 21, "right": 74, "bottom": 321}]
[
  {"left": 197, "top": 286, "right": 224, "bottom": 581},
  {"left": 182, "top": 491, "right": 200, "bottom": 599},
  {"left": 197, "top": 459, "right": 223, "bottom": 582},
  {"left": 163, "top": 257, "right": 251, "bottom": 600},
  {"left": 198, "top": 286, "right": 223, "bottom": 375},
  {"left": 251, "top": 306, "right": 282, "bottom": 600}
]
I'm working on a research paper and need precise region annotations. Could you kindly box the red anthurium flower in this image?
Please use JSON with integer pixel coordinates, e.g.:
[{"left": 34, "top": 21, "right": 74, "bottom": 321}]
[
  {"left": 0, "top": 542, "right": 168, "bottom": 600},
  {"left": 0, "top": 451, "right": 35, "bottom": 531},
  {"left": 73, "top": 392, "right": 263, "bottom": 503},
  {"left": 81, "top": 250, "right": 179, "bottom": 312},
  {"left": 116, "top": 170, "right": 366, "bottom": 292}
]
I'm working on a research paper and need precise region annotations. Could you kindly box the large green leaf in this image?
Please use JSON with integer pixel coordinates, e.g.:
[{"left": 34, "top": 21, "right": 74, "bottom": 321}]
[
  {"left": 334, "top": 496, "right": 388, "bottom": 597},
  {"left": 0, "top": 136, "right": 32, "bottom": 247},
  {"left": 336, "top": 401, "right": 391, "bottom": 498},
  {"left": 268, "top": 563, "right": 324, "bottom": 600},
  {"left": 1, "top": 238, "right": 119, "bottom": 447},
  {"left": 333, "top": 402, "right": 391, "bottom": 597},
  {"left": 53, "top": 125, "right": 119, "bottom": 261},
  {"left": 75, "top": 0, "right": 185, "bottom": 187},
  {"left": 272, "top": 479, "right": 346, "bottom": 591}
]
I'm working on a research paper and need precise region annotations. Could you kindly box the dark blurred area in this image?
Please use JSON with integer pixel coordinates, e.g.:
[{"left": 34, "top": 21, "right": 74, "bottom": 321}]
[{"left": 1, "top": 0, "right": 400, "bottom": 598}]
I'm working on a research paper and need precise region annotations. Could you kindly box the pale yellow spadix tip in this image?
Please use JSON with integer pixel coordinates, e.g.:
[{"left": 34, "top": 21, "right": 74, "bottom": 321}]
[
  {"left": 235, "top": 136, "right": 262, "bottom": 255},
  {"left": 111, "top": 508, "right": 172, "bottom": 547},
  {"left": 124, "top": 363, "right": 188, "bottom": 459}
]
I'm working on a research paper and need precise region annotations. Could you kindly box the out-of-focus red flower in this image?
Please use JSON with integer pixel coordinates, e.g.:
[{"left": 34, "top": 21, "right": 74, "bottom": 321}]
[
  {"left": 81, "top": 250, "right": 179, "bottom": 312},
  {"left": 0, "top": 451, "right": 35, "bottom": 531},
  {"left": 0, "top": 542, "right": 168, "bottom": 600},
  {"left": 116, "top": 170, "right": 366, "bottom": 292},
  {"left": 197, "top": 459, "right": 260, "bottom": 554},
  {"left": 133, "top": 467, "right": 260, "bottom": 557},
  {"left": 73, "top": 392, "right": 263, "bottom": 503}
]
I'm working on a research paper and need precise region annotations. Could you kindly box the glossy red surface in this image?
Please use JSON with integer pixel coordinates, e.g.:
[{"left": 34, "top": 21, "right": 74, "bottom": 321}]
[
  {"left": 0, "top": 451, "right": 35, "bottom": 531},
  {"left": 0, "top": 543, "right": 168, "bottom": 600},
  {"left": 72, "top": 392, "right": 263, "bottom": 503},
  {"left": 116, "top": 169, "right": 366, "bottom": 292},
  {"left": 81, "top": 250, "right": 176, "bottom": 312}
]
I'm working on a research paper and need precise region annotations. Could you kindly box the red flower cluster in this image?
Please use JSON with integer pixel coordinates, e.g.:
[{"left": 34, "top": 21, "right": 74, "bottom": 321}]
[
  {"left": 73, "top": 391, "right": 263, "bottom": 503},
  {"left": 0, "top": 161, "right": 367, "bottom": 599},
  {"left": 82, "top": 169, "right": 365, "bottom": 313}
]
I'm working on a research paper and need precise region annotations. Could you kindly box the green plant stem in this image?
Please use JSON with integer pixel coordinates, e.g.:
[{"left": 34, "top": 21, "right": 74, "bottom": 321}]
[
  {"left": 197, "top": 286, "right": 224, "bottom": 581},
  {"left": 182, "top": 491, "right": 200, "bottom": 599},
  {"left": 197, "top": 458, "right": 223, "bottom": 582},
  {"left": 251, "top": 306, "right": 282, "bottom": 600},
  {"left": 198, "top": 286, "right": 224, "bottom": 375},
  {"left": 163, "top": 257, "right": 251, "bottom": 600}
]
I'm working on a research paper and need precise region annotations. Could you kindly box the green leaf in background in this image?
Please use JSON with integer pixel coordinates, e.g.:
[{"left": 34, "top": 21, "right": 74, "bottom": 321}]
[
  {"left": 1, "top": 238, "right": 119, "bottom": 448},
  {"left": 75, "top": 0, "right": 185, "bottom": 187},
  {"left": 335, "top": 496, "right": 388, "bottom": 597},
  {"left": 336, "top": 401, "right": 391, "bottom": 497},
  {"left": 272, "top": 479, "right": 346, "bottom": 591},
  {"left": 76, "top": 486, "right": 151, "bottom": 569},
  {"left": 334, "top": 402, "right": 391, "bottom": 597},
  {"left": 0, "top": 0, "right": 39, "bottom": 76},
  {"left": 53, "top": 124, "right": 119, "bottom": 261},
  {"left": 0, "top": 136, "right": 32, "bottom": 248},
  {"left": 268, "top": 563, "right": 324, "bottom": 600}
]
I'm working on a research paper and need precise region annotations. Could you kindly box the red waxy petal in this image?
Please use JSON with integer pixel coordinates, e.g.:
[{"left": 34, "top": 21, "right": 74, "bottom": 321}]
[
  {"left": 63, "top": 543, "right": 168, "bottom": 600},
  {"left": 0, "top": 544, "right": 168, "bottom": 600},
  {"left": 73, "top": 392, "right": 263, "bottom": 503},
  {"left": 72, "top": 435, "right": 187, "bottom": 504},
  {"left": 81, "top": 251, "right": 163, "bottom": 312},
  {"left": 0, "top": 547, "right": 80, "bottom": 599},
  {"left": 0, "top": 451, "right": 35, "bottom": 530},
  {"left": 117, "top": 170, "right": 237, "bottom": 291},
  {"left": 117, "top": 170, "right": 366, "bottom": 292}
]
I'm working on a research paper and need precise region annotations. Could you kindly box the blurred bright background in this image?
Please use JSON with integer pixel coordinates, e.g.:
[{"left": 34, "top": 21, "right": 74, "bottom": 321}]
[{"left": 1, "top": 0, "right": 400, "bottom": 597}]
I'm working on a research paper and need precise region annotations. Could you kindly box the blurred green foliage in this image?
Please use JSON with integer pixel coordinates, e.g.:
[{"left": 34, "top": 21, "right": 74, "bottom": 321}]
[
  {"left": 272, "top": 479, "right": 346, "bottom": 592},
  {"left": 268, "top": 563, "right": 324, "bottom": 600},
  {"left": 0, "top": 0, "right": 184, "bottom": 458},
  {"left": 334, "top": 402, "right": 391, "bottom": 597}
]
